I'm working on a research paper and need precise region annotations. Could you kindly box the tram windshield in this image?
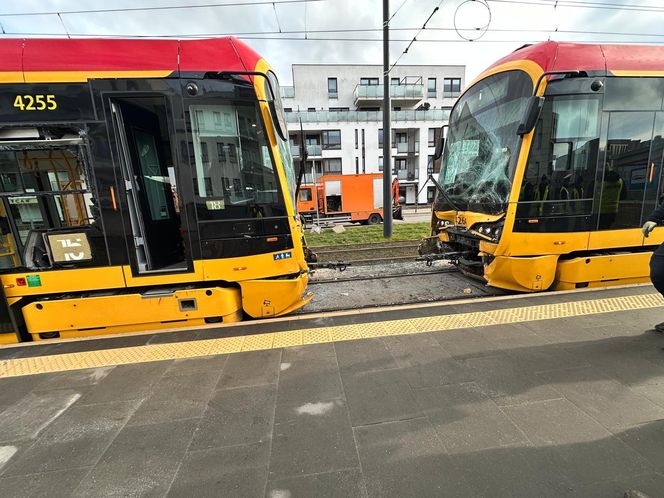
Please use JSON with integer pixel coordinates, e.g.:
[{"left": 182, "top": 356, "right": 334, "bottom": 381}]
[{"left": 436, "top": 70, "right": 533, "bottom": 214}]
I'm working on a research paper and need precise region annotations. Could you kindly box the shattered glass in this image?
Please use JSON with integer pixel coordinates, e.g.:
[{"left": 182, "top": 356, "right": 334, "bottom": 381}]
[{"left": 436, "top": 70, "right": 533, "bottom": 214}]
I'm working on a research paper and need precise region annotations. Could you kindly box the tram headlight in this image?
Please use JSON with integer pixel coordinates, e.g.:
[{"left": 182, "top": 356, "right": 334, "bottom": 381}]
[{"left": 473, "top": 222, "right": 504, "bottom": 242}]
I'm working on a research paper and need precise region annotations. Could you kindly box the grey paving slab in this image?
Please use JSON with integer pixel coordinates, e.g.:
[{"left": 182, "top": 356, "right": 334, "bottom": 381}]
[
  {"left": 354, "top": 417, "right": 472, "bottom": 498},
  {"left": 414, "top": 382, "right": 528, "bottom": 454},
  {"left": 72, "top": 418, "right": 198, "bottom": 497},
  {"left": 538, "top": 367, "right": 664, "bottom": 431},
  {"left": 0, "top": 467, "right": 90, "bottom": 498},
  {"left": 615, "top": 420, "right": 664, "bottom": 473},
  {"left": 167, "top": 441, "right": 270, "bottom": 498},
  {"left": 461, "top": 354, "right": 562, "bottom": 406},
  {"left": 503, "top": 398, "right": 611, "bottom": 446},
  {"left": 433, "top": 327, "right": 502, "bottom": 358},
  {"left": 1, "top": 399, "right": 139, "bottom": 476},
  {"left": 478, "top": 322, "right": 558, "bottom": 350},
  {"left": 506, "top": 345, "right": 593, "bottom": 374},
  {"left": 127, "top": 369, "right": 221, "bottom": 427},
  {"left": 217, "top": 350, "right": 281, "bottom": 389},
  {"left": 77, "top": 361, "right": 171, "bottom": 405},
  {"left": 0, "top": 445, "right": 17, "bottom": 472},
  {"left": 0, "top": 375, "right": 45, "bottom": 413},
  {"left": 266, "top": 469, "right": 366, "bottom": 498},
  {"left": 189, "top": 384, "right": 276, "bottom": 451},
  {"left": 382, "top": 334, "right": 474, "bottom": 389},
  {"left": 341, "top": 368, "right": 421, "bottom": 426},
  {"left": 451, "top": 447, "right": 576, "bottom": 497},
  {"left": 32, "top": 366, "right": 115, "bottom": 391},
  {"left": 275, "top": 344, "right": 343, "bottom": 422},
  {"left": 551, "top": 435, "right": 654, "bottom": 486},
  {"left": 0, "top": 389, "right": 81, "bottom": 443},
  {"left": 163, "top": 354, "right": 227, "bottom": 377},
  {"left": 335, "top": 338, "right": 398, "bottom": 374},
  {"left": 563, "top": 339, "right": 664, "bottom": 387},
  {"left": 571, "top": 472, "right": 664, "bottom": 498},
  {"left": 269, "top": 398, "right": 358, "bottom": 479}
]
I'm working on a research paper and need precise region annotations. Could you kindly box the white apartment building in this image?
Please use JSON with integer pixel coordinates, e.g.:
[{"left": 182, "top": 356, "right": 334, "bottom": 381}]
[{"left": 281, "top": 63, "right": 465, "bottom": 204}]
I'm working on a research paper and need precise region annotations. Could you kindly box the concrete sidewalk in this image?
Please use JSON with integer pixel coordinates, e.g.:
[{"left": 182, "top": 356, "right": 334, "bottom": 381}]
[{"left": 0, "top": 287, "right": 664, "bottom": 496}]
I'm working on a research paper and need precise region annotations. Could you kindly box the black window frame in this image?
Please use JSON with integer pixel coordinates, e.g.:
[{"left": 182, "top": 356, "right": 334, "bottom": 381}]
[{"left": 322, "top": 129, "right": 342, "bottom": 150}]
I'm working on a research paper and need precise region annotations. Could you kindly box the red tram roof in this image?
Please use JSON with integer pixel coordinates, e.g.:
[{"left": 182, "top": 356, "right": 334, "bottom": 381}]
[
  {"left": 488, "top": 41, "right": 664, "bottom": 75},
  {"left": 0, "top": 37, "right": 263, "bottom": 82}
]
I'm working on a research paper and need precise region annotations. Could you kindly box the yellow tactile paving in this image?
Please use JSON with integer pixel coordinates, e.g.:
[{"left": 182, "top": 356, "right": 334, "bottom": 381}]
[{"left": 1, "top": 292, "right": 663, "bottom": 378}]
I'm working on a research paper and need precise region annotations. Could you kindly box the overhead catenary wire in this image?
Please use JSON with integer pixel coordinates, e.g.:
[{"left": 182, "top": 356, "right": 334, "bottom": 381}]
[
  {"left": 389, "top": 0, "right": 445, "bottom": 72},
  {"left": 389, "top": 0, "right": 411, "bottom": 21},
  {"left": 487, "top": 0, "right": 664, "bottom": 13},
  {"left": 3, "top": 0, "right": 664, "bottom": 18},
  {"left": 0, "top": 0, "right": 325, "bottom": 17}
]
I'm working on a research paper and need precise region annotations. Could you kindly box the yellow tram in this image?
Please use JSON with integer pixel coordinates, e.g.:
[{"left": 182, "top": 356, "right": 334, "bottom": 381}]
[
  {"left": 0, "top": 37, "right": 311, "bottom": 343},
  {"left": 426, "top": 41, "right": 664, "bottom": 293}
]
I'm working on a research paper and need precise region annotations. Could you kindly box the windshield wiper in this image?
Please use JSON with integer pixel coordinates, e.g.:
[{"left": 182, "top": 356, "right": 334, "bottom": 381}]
[{"left": 428, "top": 173, "right": 461, "bottom": 212}]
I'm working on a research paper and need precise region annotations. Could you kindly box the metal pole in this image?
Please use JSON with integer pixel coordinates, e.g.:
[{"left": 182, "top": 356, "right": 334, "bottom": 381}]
[{"left": 382, "top": 0, "right": 392, "bottom": 238}]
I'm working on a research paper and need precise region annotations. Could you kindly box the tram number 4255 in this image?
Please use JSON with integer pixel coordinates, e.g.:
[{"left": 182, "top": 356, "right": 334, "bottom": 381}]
[{"left": 13, "top": 94, "right": 58, "bottom": 111}]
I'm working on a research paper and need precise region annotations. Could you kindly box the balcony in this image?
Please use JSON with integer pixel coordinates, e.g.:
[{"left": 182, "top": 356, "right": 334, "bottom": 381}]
[
  {"left": 354, "top": 83, "right": 424, "bottom": 108},
  {"left": 284, "top": 109, "right": 450, "bottom": 124},
  {"left": 394, "top": 140, "right": 419, "bottom": 155},
  {"left": 281, "top": 86, "right": 295, "bottom": 98},
  {"left": 397, "top": 169, "right": 419, "bottom": 181},
  {"left": 289, "top": 144, "right": 321, "bottom": 157}
]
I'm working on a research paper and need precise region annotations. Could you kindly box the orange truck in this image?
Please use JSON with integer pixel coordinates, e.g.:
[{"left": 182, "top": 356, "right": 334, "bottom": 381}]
[{"left": 297, "top": 173, "right": 402, "bottom": 225}]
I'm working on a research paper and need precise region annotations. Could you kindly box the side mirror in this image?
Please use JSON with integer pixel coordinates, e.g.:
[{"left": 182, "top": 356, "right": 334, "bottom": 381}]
[
  {"left": 517, "top": 96, "right": 544, "bottom": 136},
  {"left": 433, "top": 124, "right": 448, "bottom": 160}
]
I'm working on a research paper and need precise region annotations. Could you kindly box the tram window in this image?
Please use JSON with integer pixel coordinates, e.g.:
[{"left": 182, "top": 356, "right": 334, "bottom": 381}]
[
  {"left": 604, "top": 78, "right": 664, "bottom": 112},
  {"left": 598, "top": 112, "right": 655, "bottom": 230},
  {"left": 517, "top": 95, "right": 600, "bottom": 230},
  {"left": 299, "top": 188, "right": 312, "bottom": 202},
  {"left": 0, "top": 146, "right": 96, "bottom": 269},
  {"left": 190, "top": 103, "right": 287, "bottom": 220}
]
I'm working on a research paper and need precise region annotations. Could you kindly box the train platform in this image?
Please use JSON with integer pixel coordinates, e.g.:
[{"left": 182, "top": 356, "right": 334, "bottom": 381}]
[{"left": 1, "top": 285, "right": 664, "bottom": 497}]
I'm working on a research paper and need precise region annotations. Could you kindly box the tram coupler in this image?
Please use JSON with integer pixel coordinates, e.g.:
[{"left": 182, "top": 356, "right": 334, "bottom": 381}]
[
  {"left": 417, "top": 251, "right": 471, "bottom": 267},
  {"left": 308, "top": 261, "right": 350, "bottom": 272}
]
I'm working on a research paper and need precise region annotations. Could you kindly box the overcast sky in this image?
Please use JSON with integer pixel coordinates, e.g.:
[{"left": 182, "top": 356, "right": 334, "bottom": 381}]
[{"left": 1, "top": 0, "right": 663, "bottom": 84}]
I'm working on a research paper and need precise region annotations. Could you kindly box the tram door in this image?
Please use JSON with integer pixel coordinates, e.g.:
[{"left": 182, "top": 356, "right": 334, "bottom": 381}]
[{"left": 111, "top": 99, "right": 186, "bottom": 273}]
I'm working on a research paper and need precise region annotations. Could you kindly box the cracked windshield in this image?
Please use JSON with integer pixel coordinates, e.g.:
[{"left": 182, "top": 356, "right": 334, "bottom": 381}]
[{"left": 437, "top": 70, "right": 533, "bottom": 214}]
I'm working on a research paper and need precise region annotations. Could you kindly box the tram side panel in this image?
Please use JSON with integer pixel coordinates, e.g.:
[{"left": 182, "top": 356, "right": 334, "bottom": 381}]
[{"left": 0, "top": 73, "right": 309, "bottom": 341}]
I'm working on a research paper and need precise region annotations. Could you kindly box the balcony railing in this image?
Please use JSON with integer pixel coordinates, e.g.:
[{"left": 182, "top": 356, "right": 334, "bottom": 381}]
[
  {"left": 281, "top": 86, "right": 295, "bottom": 98},
  {"left": 285, "top": 109, "right": 450, "bottom": 124},
  {"left": 394, "top": 142, "right": 420, "bottom": 155},
  {"left": 397, "top": 169, "right": 419, "bottom": 181},
  {"left": 354, "top": 83, "right": 424, "bottom": 101},
  {"left": 290, "top": 144, "right": 321, "bottom": 157}
]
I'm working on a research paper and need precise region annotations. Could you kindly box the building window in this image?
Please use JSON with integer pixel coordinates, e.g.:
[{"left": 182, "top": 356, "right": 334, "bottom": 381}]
[
  {"left": 378, "top": 128, "right": 383, "bottom": 148},
  {"left": 391, "top": 77, "right": 400, "bottom": 86},
  {"left": 443, "top": 78, "right": 461, "bottom": 98},
  {"left": 378, "top": 156, "right": 383, "bottom": 172},
  {"left": 360, "top": 77, "right": 380, "bottom": 86},
  {"left": 328, "top": 77, "right": 338, "bottom": 98},
  {"left": 329, "top": 107, "right": 349, "bottom": 112},
  {"left": 428, "top": 128, "right": 435, "bottom": 147},
  {"left": 323, "top": 158, "right": 342, "bottom": 174},
  {"left": 428, "top": 78, "right": 436, "bottom": 98},
  {"left": 427, "top": 154, "right": 434, "bottom": 175},
  {"left": 322, "top": 130, "right": 341, "bottom": 150},
  {"left": 393, "top": 107, "right": 401, "bottom": 111},
  {"left": 355, "top": 129, "right": 358, "bottom": 149},
  {"left": 307, "top": 107, "right": 316, "bottom": 112},
  {"left": 284, "top": 107, "right": 292, "bottom": 113},
  {"left": 355, "top": 157, "right": 359, "bottom": 174}
]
